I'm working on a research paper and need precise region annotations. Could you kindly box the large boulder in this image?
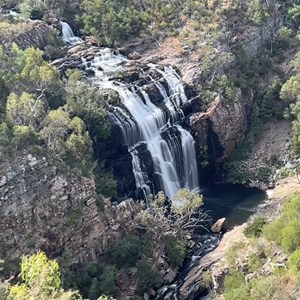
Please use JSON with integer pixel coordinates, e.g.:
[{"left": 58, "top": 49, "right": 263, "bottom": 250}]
[{"left": 211, "top": 218, "right": 226, "bottom": 233}]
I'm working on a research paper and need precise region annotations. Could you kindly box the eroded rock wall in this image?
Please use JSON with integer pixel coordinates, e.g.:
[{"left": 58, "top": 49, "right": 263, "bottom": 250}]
[{"left": 0, "top": 154, "right": 140, "bottom": 271}]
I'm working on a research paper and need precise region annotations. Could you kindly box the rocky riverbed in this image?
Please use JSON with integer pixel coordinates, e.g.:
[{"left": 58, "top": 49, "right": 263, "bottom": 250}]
[{"left": 178, "top": 176, "right": 300, "bottom": 299}]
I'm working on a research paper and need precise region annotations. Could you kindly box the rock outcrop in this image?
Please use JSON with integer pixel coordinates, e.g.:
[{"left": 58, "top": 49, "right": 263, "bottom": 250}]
[
  {"left": 191, "top": 90, "right": 254, "bottom": 162},
  {"left": 0, "top": 154, "right": 141, "bottom": 272},
  {"left": 1, "top": 20, "right": 60, "bottom": 50}
]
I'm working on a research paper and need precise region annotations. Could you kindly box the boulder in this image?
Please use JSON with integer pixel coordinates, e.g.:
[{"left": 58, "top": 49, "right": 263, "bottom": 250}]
[
  {"left": 128, "top": 51, "right": 141, "bottom": 60},
  {"left": 211, "top": 217, "right": 226, "bottom": 233}
]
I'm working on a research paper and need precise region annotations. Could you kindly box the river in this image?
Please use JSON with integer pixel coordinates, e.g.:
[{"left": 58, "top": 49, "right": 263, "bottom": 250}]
[{"left": 156, "top": 184, "right": 266, "bottom": 299}]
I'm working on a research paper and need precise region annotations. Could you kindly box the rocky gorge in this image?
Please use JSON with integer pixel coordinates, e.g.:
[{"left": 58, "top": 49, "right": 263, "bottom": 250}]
[{"left": 0, "top": 1, "right": 298, "bottom": 299}]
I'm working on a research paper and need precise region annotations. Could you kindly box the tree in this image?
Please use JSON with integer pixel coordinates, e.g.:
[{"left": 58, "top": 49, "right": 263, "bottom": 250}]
[
  {"left": 41, "top": 108, "right": 70, "bottom": 155},
  {"left": 108, "top": 236, "right": 142, "bottom": 268},
  {"left": 280, "top": 76, "right": 300, "bottom": 103},
  {"left": 41, "top": 109, "right": 93, "bottom": 174},
  {"left": 6, "top": 92, "right": 45, "bottom": 130},
  {"left": 65, "top": 77, "right": 110, "bottom": 140},
  {"left": 0, "top": 44, "right": 62, "bottom": 105},
  {"left": 12, "top": 125, "right": 39, "bottom": 150},
  {"left": 7, "top": 251, "right": 81, "bottom": 300},
  {"left": 135, "top": 189, "right": 209, "bottom": 272},
  {"left": 171, "top": 188, "right": 209, "bottom": 231},
  {"left": 288, "top": 4, "right": 300, "bottom": 27},
  {"left": 81, "top": 0, "right": 145, "bottom": 45}
]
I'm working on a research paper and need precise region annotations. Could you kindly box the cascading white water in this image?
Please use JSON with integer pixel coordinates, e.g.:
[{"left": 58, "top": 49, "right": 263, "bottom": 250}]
[
  {"left": 60, "top": 21, "right": 83, "bottom": 44},
  {"left": 86, "top": 49, "right": 199, "bottom": 199}
]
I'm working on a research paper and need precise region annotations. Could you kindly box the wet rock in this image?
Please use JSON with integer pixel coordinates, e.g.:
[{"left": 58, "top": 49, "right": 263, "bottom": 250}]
[
  {"left": 84, "top": 68, "right": 95, "bottom": 76},
  {"left": 128, "top": 51, "right": 141, "bottom": 60},
  {"left": 164, "top": 268, "right": 177, "bottom": 283},
  {"left": 211, "top": 218, "right": 226, "bottom": 233},
  {"left": 68, "top": 44, "right": 85, "bottom": 54}
]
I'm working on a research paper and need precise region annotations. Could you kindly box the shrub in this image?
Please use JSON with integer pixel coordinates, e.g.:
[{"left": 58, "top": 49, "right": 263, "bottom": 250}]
[
  {"left": 108, "top": 236, "right": 142, "bottom": 268},
  {"left": 263, "top": 217, "right": 285, "bottom": 245},
  {"left": 66, "top": 209, "right": 81, "bottom": 227},
  {"left": 288, "top": 249, "right": 300, "bottom": 278},
  {"left": 248, "top": 253, "right": 262, "bottom": 272},
  {"left": 244, "top": 216, "right": 267, "bottom": 238},
  {"left": 249, "top": 276, "right": 275, "bottom": 299},
  {"left": 136, "top": 259, "right": 163, "bottom": 293},
  {"left": 226, "top": 242, "right": 246, "bottom": 265},
  {"left": 20, "top": 0, "right": 46, "bottom": 19},
  {"left": 281, "top": 220, "right": 300, "bottom": 253},
  {"left": 164, "top": 236, "right": 187, "bottom": 267},
  {"left": 224, "top": 271, "right": 249, "bottom": 300}
]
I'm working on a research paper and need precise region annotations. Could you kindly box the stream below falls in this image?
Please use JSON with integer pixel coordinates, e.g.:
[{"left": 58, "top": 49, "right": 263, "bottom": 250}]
[{"left": 156, "top": 184, "right": 266, "bottom": 300}]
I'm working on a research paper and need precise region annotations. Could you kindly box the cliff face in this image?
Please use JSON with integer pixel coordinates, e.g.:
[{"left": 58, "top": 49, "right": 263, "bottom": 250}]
[
  {"left": 190, "top": 90, "right": 254, "bottom": 162},
  {"left": 0, "top": 154, "right": 140, "bottom": 271}
]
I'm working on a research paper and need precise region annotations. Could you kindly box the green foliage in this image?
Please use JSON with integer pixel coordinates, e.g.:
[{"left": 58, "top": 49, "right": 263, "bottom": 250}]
[
  {"left": 81, "top": 0, "right": 145, "bottom": 45},
  {"left": 248, "top": 253, "right": 263, "bottom": 272},
  {"left": 263, "top": 218, "right": 285, "bottom": 245},
  {"left": 0, "top": 78, "right": 9, "bottom": 122},
  {"left": 224, "top": 271, "right": 249, "bottom": 300},
  {"left": 288, "top": 4, "right": 300, "bottom": 26},
  {"left": 249, "top": 276, "right": 275, "bottom": 300},
  {"left": 164, "top": 236, "right": 187, "bottom": 267},
  {"left": 20, "top": 0, "right": 46, "bottom": 19},
  {"left": 257, "top": 76, "right": 283, "bottom": 120},
  {"left": 65, "top": 78, "right": 110, "bottom": 140},
  {"left": 107, "top": 236, "right": 142, "bottom": 268},
  {"left": 288, "top": 249, "right": 300, "bottom": 278},
  {"left": 281, "top": 220, "right": 300, "bottom": 253},
  {"left": 246, "top": 0, "right": 269, "bottom": 25},
  {"left": 0, "top": 44, "right": 63, "bottom": 106},
  {"left": 263, "top": 194, "right": 300, "bottom": 255},
  {"left": 172, "top": 188, "right": 203, "bottom": 214},
  {"left": 66, "top": 209, "right": 81, "bottom": 227},
  {"left": 96, "top": 172, "right": 118, "bottom": 198},
  {"left": 12, "top": 125, "right": 39, "bottom": 150},
  {"left": 224, "top": 269, "right": 276, "bottom": 300},
  {"left": 65, "top": 264, "right": 117, "bottom": 300},
  {"left": 6, "top": 92, "right": 45, "bottom": 130},
  {"left": 276, "top": 27, "right": 292, "bottom": 49},
  {"left": 226, "top": 242, "right": 246, "bottom": 266},
  {"left": 244, "top": 216, "right": 267, "bottom": 238},
  {"left": 280, "top": 76, "right": 300, "bottom": 103},
  {"left": 41, "top": 109, "right": 93, "bottom": 175},
  {"left": 136, "top": 259, "right": 163, "bottom": 293},
  {"left": 7, "top": 251, "right": 81, "bottom": 300}
]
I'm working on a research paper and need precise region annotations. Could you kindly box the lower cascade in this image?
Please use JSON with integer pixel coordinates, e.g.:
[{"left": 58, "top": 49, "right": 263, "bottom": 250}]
[
  {"left": 84, "top": 48, "right": 199, "bottom": 200},
  {"left": 60, "top": 21, "right": 83, "bottom": 44}
]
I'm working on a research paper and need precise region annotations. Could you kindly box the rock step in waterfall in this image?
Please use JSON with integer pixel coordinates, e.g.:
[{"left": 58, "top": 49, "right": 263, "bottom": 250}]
[{"left": 82, "top": 48, "right": 199, "bottom": 200}]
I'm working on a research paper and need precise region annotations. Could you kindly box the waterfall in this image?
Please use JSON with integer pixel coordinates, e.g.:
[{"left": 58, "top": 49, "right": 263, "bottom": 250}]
[
  {"left": 86, "top": 49, "right": 199, "bottom": 199},
  {"left": 60, "top": 21, "right": 83, "bottom": 44}
]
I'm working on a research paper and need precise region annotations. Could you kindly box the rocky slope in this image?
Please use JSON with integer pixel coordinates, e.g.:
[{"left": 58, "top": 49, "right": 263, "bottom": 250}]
[
  {"left": 0, "top": 154, "right": 141, "bottom": 287},
  {"left": 179, "top": 176, "right": 300, "bottom": 299}
]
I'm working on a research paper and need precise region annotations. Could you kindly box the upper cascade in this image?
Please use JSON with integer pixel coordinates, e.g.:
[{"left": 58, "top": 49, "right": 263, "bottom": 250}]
[
  {"left": 60, "top": 21, "right": 83, "bottom": 44},
  {"left": 82, "top": 48, "right": 199, "bottom": 200}
]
